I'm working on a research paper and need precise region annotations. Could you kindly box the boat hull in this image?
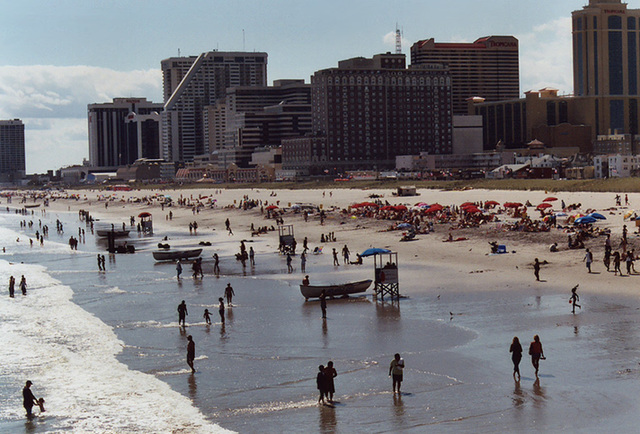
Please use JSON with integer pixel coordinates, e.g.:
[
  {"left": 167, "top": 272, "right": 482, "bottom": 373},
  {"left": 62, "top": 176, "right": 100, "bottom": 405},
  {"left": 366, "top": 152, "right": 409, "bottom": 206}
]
[
  {"left": 152, "top": 249, "right": 203, "bottom": 261},
  {"left": 96, "top": 229, "right": 130, "bottom": 237},
  {"left": 300, "top": 279, "right": 372, "bottom": 300}
]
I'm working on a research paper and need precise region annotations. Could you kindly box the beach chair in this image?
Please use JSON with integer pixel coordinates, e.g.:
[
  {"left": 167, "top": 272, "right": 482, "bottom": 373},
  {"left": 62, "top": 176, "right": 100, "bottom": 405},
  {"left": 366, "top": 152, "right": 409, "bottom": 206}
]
[{"left": 313, "top": 246, "right": 324, "bottom": 255}]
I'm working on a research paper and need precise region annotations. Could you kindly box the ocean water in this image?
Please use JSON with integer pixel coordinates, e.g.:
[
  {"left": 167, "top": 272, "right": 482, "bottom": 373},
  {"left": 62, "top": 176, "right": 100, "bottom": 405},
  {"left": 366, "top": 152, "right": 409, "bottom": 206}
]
[{"left": 2, "top": 206, "right": 640, "bottom": 433}]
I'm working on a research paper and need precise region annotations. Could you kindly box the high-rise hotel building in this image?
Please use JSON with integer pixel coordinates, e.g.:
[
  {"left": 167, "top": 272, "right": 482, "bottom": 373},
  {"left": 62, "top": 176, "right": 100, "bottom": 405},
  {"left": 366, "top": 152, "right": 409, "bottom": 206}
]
[
  {"left": 161, "top": 51, "right": 267, "bottom": 162},
  {"left": 0, "top": 119, "right": 25, "bottom": 182},
  {"left": 573, "top": 0, "right": 640, "bottom": 135},
  {"left": 411, "top": 36, "right": 519, "bottom": 115},
  {"left": 283, "top": 53, "right": 452, "bottom": 174}
]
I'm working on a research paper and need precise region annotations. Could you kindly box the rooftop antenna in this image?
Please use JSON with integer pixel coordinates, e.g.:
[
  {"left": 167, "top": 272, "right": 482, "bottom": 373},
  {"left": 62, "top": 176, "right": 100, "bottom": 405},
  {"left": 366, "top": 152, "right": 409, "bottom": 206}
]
[
  {"left": 243, "top": 29, "right": 246, "bottom": 51},
  {"left": 178, "top": 48, "right": 181, "bottom": 57},
  {"left": 395, "top": 24, "right": 402, "bottom": 54}
]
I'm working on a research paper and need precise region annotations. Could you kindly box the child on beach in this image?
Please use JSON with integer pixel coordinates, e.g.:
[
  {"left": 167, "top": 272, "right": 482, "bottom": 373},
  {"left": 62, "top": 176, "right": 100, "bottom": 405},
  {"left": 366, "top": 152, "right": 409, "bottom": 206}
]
[
  {"left": 203, "top": 309, "right": 212, "bottom": 325},
  {"left": 570, "top": 285, "right": 581, "bottom": 314},
  {"left": 218, "top": 298, "right": 225, "bottom": 323}
]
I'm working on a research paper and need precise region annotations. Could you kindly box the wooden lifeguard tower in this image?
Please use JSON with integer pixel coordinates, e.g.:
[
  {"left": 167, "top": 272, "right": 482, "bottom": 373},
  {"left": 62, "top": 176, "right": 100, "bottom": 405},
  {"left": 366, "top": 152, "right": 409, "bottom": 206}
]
[
  {"left": 373, "top": 251, "right": 400, "bottom": 300},
  {"left": 138, "top": 212, "right": 153, "bottom": 234},
  {"left": 278, "top": 224, "right": 296, "bottom": 255}
]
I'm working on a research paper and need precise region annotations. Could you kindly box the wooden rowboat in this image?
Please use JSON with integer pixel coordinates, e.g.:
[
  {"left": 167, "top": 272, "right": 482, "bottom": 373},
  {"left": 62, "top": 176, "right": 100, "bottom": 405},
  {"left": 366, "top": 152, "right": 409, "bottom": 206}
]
[
  {"left": 300, "top": 279, "right": 372, "bottom": 301},
  {"left": 152, "top": 248, "right": 203, "bottom": 261}
]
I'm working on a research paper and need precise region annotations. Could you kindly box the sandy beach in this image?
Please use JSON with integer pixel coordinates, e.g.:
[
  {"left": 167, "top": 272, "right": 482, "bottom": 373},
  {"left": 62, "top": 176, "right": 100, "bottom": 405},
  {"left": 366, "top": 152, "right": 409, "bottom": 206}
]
[{"left": 5, "top": 185, "right": 640, "bottom": 432}]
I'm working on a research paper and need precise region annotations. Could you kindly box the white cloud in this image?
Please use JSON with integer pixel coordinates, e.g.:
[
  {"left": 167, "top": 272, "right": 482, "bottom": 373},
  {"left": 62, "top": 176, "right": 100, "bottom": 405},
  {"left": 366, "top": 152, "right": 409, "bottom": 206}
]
[
  {"left": 0, "top": 65, "right": 162, "bottom": 173},
  {"left": 516, "top": 17, "right": 573, "bottom": 95}
]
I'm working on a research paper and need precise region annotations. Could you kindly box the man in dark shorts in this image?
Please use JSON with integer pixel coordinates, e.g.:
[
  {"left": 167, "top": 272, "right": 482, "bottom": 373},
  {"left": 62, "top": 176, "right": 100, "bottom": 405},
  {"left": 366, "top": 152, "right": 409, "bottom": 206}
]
[
  {"left": 224, "top": 283, "right": 235, "bottom": 306},
  {"left": 186, "top": 335, "right": 195, "bottom": 373},
  {"left": 389, "top": 353, "right": 405, "bottom": 394},
  {"left": 23, "top": 380, "right": 38, "bottom": 418},
  {"left": 177, "top": 300, "right": 188, "bottom": 327}
]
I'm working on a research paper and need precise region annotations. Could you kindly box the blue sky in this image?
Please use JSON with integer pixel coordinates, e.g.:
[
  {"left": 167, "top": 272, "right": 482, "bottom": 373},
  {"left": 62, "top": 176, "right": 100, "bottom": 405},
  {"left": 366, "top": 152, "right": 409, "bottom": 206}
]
[{"left": 0, "top": 0, "right": 595, "bottom": 173}]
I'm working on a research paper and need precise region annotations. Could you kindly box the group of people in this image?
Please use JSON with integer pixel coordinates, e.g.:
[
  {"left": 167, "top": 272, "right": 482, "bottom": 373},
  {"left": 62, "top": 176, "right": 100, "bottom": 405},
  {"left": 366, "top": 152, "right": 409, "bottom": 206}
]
[
  {"left": 8, "top": 275, "right": 27, "bottom": 297},
  {"left": 509, "top": 335, "right": 545, "bottom": 381}
]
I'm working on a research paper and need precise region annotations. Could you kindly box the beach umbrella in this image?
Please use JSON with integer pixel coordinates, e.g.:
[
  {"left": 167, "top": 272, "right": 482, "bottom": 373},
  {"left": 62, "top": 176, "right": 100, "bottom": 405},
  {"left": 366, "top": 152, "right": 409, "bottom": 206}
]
[
  {"left": 504, "top": 202, "right": 523, "bottom": 208},
  {"left": 381, "top": 205, "right": 396, "bottom": 211},
  {"left": 543, "top": 197, "right": 558, "bottom": 202},
  {"left": 461, "top": 202, "right": 475, "bottom": 207},
  {"left": 266, "top": 205, "right": 278, "bottom": 210},
  {"left": 464, "top": 207, "right": 482, "bottom": 213},
  {"left": 138, "top": 212, "right": 152, "bottom": 218},
  {"left": 555, "top": 212, "right": 568, "bottom": 216},
  {"left": 588, "top": 212, "right": 606, "bottom": 220},
  {"left": 360, "top": 247, "right": 392, "bottom": 257},
  {"left": 394, "top": 205, "right": 408, "bottom": 211},
  {"left": 485, "top": 200, "right": 500, "bottom": 207},
  {"left": 425, "top": 203, "right": 443, "bottom": 213},
  {"left": 397, "top": 223, "right": 413, "bottom": 229},
  {"left": 415, "top": 202, "right": 429, "bottom": 207},
  {"left": 575, "top": 216, "right": 597, "bottom": 224},
  {"left": 536, "top": 203, "right": 552, "bottom": 209}
]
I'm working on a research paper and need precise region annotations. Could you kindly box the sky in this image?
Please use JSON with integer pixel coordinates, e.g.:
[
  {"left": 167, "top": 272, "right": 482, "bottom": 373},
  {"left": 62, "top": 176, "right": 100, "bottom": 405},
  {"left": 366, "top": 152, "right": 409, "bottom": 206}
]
[{"left": 0, "top": 0, "right": 604, "bottom": 174}]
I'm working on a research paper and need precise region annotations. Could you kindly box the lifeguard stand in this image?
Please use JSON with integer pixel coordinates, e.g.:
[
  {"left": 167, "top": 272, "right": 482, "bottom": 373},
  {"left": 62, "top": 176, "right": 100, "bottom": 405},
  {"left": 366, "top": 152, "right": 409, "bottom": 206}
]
[
  {"left": 373, "top": 252, "right": 400, "bottom": 300},
  {"left": 278, "top": 224, "right": 296, "bottom": 255},
  {"left": 138, "top": 212, "right": 153, "bottom": 234}
]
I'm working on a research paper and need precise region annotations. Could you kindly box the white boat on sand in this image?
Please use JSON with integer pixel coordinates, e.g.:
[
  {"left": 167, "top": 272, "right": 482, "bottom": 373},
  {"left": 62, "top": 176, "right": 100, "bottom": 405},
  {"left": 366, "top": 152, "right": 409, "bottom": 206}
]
[{"left": 300, "top": 279, "right": 372, "bottom": 301}]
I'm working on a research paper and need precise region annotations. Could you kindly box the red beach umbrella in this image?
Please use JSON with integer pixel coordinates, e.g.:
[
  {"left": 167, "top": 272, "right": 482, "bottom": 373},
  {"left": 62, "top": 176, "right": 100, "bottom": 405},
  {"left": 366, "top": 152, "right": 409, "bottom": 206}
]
[
  {"left": 537, "top": 203, "right": 553, "bottom": 209},
  {"left": 504, "top": 202, "right": 523, "bottom": 208},
  {"left": 425, "top": 204, "right": 443, "bottom": 214},
  {"left": 394, "top": 205, "right": 408, "bottom": 211},
  {"left": 485, "top": 200, "right": 500, "bottom": 207},
  {"left": 543, "top": 197, "right": 558, "bottom": 202},
  {"left": 461, "top": 202, "right": 475, "bottom": 207},
  {"left": 464, "top": 206, "right": 482, "bottom": 213},
  {"left": 138, "top": 212, "right": 152, "bottom": 218},
  {"left": 381, "top": 205, "right": 395, "bottom": 211},
  {"left": 265, "top": 205, "right": 278, "bottom": 210}
]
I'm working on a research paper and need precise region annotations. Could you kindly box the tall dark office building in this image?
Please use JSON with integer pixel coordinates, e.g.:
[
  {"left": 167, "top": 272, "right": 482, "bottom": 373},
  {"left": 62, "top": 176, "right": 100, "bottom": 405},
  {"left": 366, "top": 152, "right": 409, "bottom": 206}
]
[
  {"left": 0, "top": 119, "right": 25, "bottom": 182},
  {"left": 411, "top": 36, "right": 519, "bottom": 115},
  {"left": 88, "top": 98, "right": 163, "bottom": 167},
  {"left": 304, "top": 53, "right": 452, "bottom": 173},
  {"left": 573, "top": 0, "right": 640, "bottom": 136},
  {"left": 162, "top": 51, "right": 267, "bottom": 162}
]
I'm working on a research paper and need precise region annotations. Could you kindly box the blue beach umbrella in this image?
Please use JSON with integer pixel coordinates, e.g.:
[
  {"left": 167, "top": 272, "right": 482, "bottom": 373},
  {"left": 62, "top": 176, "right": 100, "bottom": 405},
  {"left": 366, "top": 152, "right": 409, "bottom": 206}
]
[
  {"left": 588, "top": 212, "right": 606, "bottom": 220},
  {"left": 575, "top": 216, "right": 597, "bottom": 224},
  {"left": 397, "top": 223, "right": 413, "bottom": 229},
  {"left": 360, "top": 248, "right": 392, "bottom": 257}
]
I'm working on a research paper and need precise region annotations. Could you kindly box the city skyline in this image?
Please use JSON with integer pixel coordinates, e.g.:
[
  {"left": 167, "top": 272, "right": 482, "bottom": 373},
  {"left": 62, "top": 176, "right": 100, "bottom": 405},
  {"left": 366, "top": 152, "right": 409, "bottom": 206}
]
[{"left": 1, "top": 1, "right": 597, "bottom": 173}]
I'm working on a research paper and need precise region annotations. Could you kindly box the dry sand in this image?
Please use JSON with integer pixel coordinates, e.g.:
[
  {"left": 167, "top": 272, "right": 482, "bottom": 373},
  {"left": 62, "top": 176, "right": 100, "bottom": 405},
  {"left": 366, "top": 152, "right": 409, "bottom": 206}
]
[{"left": 43, "top": 186, "right": 638, "bottom": 300}]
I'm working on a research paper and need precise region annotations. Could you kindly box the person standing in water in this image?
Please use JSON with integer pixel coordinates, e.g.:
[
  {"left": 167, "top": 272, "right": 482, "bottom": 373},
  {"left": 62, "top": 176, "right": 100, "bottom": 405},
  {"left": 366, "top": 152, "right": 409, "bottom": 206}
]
[
  {"left": 510, "top": 337, "right": 523, "bottom": 381},
  {"left": 176, "top": 260, "right": 182, "bottom": 279},
  {"left": 320, "top": 290, "right": 327, "bottom": 319},
  {"left": 22, "top": 380, "right": 38, "bottom": 418},
  {"left": 8, "top": 275, "right": 15, "bottom": 298},
  {"left": 533, "top": 258, "right": 541, "bottom": 281},
  {"left": 186, "top": 335, "right": 196, "bottom": 373},
  {"left": 324, "top": 361, "right": 338, "bottom": 403},
  {"left": 389, "top": 353, "right": 405, "bottom": 394},
  {"left": 213, "top": 253, "right": 220, "bottom": 275},
  {"left": 218, "top": 297, "right": 225, "bottom": 323},
  {"left": 529, "top": 335, "right": 545, "bottom": 377},
  {"left": 316, "top": 365, "right": 327, "bottom": 404},
  {"left": 249, "top": 247, "right": 255, "bottom": 266},
  {"left": 203, "top": 309, "right": 211, "bottom": 325},
  {"left": 177, "top": 300, "right": 188, "bottom": 327},
  {"left": 224, "top": 283, "right": 235, "bottom": 306},
  {"left": 570, "top": 284, "right": 581, "bottom": 314}
]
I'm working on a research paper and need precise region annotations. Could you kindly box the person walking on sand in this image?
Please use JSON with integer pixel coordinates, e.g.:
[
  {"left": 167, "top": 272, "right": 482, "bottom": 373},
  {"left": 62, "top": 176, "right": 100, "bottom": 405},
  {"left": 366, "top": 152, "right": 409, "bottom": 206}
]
[
  {"left": 317, "top": 365, "right": 327, "bottom": 404},
  {"left": 176, "top": 260, "right": 182, "bottom": 279},
  {"left": 300, "top": 251, "right": 307, "bottom": 273},
  {"left": 389, "top": 353, "right": 405, "bottom": 394},
  {"left": 177, "top": 300, "right": 188, "bottom": 327},
  {"left": 203, "top": 309, "right": 212, "bottom": 325},
  {"left": 23, "top": 380, "right": 38, "bottom": 418},
  {"left": 613, "top": 251, "right": 623, "bottom": 276},
  {"left": 570, "top": 284, "right": 581, "bottom": 314},
  {"left": 342, "top": 244, "right": 350, "bottom": 264},
  {"left": 286, "top": 253, "right": 293, "bottom": 273},
  {"left": 324, "top": 361, "right": 338, "bottom": 403},
  {"left": 186, "top": 335, "right": 196, "bottom": 373},
  {"left": 529, "top": 335, "right": 545, "bottom": 377},
  {"left": 510, "top": 337, "right": 523, "bottom": 381},
  {"left": 19, "top": 275, "right": 27, "bottom": 295},
  {"left": 604, "top": 249, "right": 611, "bottom": 271},
  {"left": 584, "top": 248, "right": 593, "bottom": 273},
  {"left": 332, "top": 248, "right": 340, "bottom": 266},
  {"left": 218, "top": 297, "right": 225, "bottom": 323},
  {"left": 224, "top": 283, "right": 235, "bottom": 306},
  {"left": 533, "top": 258, "right": 541, "bottom": 281},
  {"left": 213, "top": 253, "right": 220, "bottom": 275}
]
